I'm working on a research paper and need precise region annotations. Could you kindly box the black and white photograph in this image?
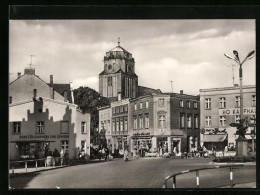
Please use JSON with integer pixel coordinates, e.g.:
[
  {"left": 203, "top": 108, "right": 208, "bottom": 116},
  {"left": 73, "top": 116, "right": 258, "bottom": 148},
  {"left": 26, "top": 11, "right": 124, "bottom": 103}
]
[{"left": 8, "top": 16, "right": 256, "bottom": 189}]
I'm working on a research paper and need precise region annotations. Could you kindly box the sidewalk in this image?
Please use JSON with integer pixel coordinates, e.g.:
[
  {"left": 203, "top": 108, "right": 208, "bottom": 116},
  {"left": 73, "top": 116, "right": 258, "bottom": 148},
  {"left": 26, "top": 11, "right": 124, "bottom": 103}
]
[{"left": 219, "top": 182, "right": 256, "bottom": 188}]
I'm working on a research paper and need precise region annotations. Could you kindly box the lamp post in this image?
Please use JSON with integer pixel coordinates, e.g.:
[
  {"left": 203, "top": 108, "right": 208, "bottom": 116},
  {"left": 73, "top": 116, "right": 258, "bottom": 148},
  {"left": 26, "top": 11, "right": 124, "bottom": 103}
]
[{"left": 224, "top": 50, "right": 255, "bottom": 122}]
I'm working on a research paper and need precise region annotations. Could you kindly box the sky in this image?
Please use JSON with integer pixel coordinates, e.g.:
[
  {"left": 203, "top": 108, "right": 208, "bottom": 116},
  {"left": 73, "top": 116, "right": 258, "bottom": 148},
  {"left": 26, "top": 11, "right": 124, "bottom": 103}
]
[{"left": 9, "top": 20, "right": 256, "bottom": 95}]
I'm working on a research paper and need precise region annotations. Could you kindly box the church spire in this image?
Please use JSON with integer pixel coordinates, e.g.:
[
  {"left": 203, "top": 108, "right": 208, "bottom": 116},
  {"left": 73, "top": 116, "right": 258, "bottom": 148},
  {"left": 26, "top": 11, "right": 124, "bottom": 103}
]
[{"left": 118, "top": 37, "right": 120, "bottom": 46}]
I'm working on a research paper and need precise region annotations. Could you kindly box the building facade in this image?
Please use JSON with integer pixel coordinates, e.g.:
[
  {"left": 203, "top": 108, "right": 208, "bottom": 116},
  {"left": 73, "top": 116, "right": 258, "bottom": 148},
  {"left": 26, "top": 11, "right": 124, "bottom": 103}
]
[
  {"left": 200, "top": 85, "right": 256, "bottom": 151},
  {"left": 9, "top": 68, "right": 91, "bottom": 161},
  {"left": 99, "top": 41, "right": 138, "bottom": 101}
]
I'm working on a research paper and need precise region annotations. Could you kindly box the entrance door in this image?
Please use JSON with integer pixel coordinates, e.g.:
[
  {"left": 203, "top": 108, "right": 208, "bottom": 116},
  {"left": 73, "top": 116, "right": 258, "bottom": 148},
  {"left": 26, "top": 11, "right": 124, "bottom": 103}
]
[{"left": 172, "top": 138, "right": 181, "bottom": 153}]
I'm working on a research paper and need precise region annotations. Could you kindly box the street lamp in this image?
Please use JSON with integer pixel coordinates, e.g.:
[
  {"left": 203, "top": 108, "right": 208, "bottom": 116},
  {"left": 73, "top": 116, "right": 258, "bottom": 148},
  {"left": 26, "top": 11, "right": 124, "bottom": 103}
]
[{"left": 224, "top": 50, "right": 255, "bottom": 121}]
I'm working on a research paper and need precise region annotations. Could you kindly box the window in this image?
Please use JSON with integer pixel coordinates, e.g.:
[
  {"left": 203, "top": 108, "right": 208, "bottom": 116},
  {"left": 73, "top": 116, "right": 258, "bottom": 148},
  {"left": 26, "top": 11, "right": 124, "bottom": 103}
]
[
  {"left": 220, "top": 116, "right": 226, "bottom": 126},
  {"left": 235, "top": 115, "right": 240, "bottom": 123},
  {"left": 180, "top": 114, "right": 185, "bottom": 128},
  {"left": 187, "top": 115, "right": 191, "bottom": 128},
  {"left": 120, "top": 119, "right": 123, "bottom": 131},
  {"left": 120, "top": 106, "right": 123, "bottom": 112},
  {"left": 145, "top": 115, "right": 149, "bottom": 128},
  {"left": 101, "top": 122, "right": 104, "bottom": 129},
  {"left": 13, "top": 122, "right": 21, "bottom": 134},
  {"left": 158, "top": 99, "right": 165, "bottom": 107},
  {"left": 194, "top": 102, "right": 198, "bottom": 109},
  {"left": 107, "top": 77, "right": 112, "bottom": 86},
  {"left": 81, "top": 140, "right": 86, "bottom": 150},
  {"left": 250, "top": 115, "right": 256, "bottom": 124},
  {"left": 187, "top": 101, "right": 191, "bottom": 109},
  {"left": 116, "top": 107, "right": 119, "bottom": 113},
  {"left": 61, "top": 140, "right": 69, "bottom": 153},
  {"left": 36, "top": 121, "right": 44, "bottom": 133},
  {"left": 205, "top": 98, "right": 211, "bottom": 109},
  {"left": 104, "top": 121, "right": 107, "bottom": 130},
  {"left": 139, "top": 116, "right": 143, "bottom": 129},
  {"left": 194, "top": 115, "right": 199, "bottom": 129},
  {"left": 124, "top": 106, "right": 128, "bottom": 112},
  {"left": 101, "top": 114, "right": 103, "bottom": 120},
  {"left": 180, "top": 100, "right": 184, "bottom": 108},
  {"left": 116, "top": 120, "right": 119, "bottom": 131},
  {"left": 124, "top": 119, "right": 128, "bottom": 131},
  {"left": 112, "top": 120, "right": 115, "bottom": 131},
  {"left": 134, "top": 104, "right": 137, "bottom": 110},
  {"left": 139, "top": 102, "right": 143, "bottom": 110},
  {"left": 113, "top": 108, "right": 115, "bottom": 114},
  {"left": 252, "top": 95, "right": 256, "bottom": 106},
  {"left": 205, "top": 116, "right": 211, "bottom": 127},
  {"left": 158, "top": 115, "right": 166, "bottom": 129},
  {"left": 219, "top": 97, "right": 226, "bottom": 108},
  {"left": 61, "top": 121, "right": 69, "bottom": 134},
  {"left": 235, "top": 96, "right": 240, "bottom": 108},
  {"left": 134, "top": 118, "right": 137, "bottom": 130},
  {"left": 146, "top": 101, "right": 149, "bottom": 109}
]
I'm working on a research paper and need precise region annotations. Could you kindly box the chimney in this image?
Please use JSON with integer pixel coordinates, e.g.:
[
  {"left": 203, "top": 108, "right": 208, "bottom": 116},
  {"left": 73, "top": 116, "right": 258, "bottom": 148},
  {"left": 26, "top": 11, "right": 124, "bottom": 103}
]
[
  {"left": 24, "top": 68, "right": 35, "bottom": 75},
  {"left": 70, "top": 81, "right": 74, "bottom": 104},
  {"left": 118, "top": 92, "right": 122, "bottom": 101},
  {"left": 180, "top": 90, "right": 183, "bottom": 94},
  {"left": 33, "top": 89, "right": 37, "bottom": 99},
  {"left": 50, "top": 75, "right": 54, "bottom": 99},
  {"left": 64, "top": 90, "right": 68, "bottom": 102},
  {"left": 17, "top": 72, "right": 21, "bottom": 78}
]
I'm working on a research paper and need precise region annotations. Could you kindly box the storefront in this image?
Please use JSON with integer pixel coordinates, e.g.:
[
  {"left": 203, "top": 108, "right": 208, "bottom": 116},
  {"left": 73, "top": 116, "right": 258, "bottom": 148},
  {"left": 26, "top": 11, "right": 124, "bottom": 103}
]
[
  {"left": 202, "top": 134, "right": 228, "bottom": 151},
  {"left": 131, "top": 133, "right": 153, "bottom": 151}
]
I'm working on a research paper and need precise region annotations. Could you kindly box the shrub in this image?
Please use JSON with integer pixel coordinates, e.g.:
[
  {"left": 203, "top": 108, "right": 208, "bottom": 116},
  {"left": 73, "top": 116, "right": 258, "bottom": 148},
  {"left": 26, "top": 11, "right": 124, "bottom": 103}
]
[{"left": 213, "top": 156, "right": 255, "bottom": 163}]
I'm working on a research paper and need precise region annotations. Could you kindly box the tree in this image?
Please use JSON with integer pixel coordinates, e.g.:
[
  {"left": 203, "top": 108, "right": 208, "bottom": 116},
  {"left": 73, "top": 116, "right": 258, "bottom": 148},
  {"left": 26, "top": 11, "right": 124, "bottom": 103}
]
[{"left": 73, "top": 86, "right": 110, "bottom": 133}]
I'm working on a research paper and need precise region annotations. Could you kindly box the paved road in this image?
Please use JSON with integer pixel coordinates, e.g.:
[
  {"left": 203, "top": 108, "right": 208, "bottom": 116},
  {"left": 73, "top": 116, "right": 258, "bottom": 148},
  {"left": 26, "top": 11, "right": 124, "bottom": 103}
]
[{"left": 9, "top": 157, "right": 256, "bottom": 189}]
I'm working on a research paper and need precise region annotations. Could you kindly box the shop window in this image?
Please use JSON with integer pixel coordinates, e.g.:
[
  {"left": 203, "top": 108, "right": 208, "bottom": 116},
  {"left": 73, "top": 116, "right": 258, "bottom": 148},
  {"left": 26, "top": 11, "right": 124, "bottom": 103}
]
[
  {"left": 158, "top": 99, "right": 165, "bottom": 107},
  {"left": 180, "top": 100, "right": 184, "bottom": 108},
  {"left": 61, "top": 121, "right": 69, "bottom": 134},
  {"left": 187, "top": 101, "right": 191, "bottom": 109},
  {"left": 205, "top": 116, "right": 211, "bottom": 127},
  {"left": 220, "top": 116, "right": 226, "bottom": 126},
  {"left": 219, "top": 97, "right": 226, "bottom": 108},
  {"left": 187, "top": 115, "right": 191, "bottom": 128},
  {"left": 194, "top": 102, "right": 198, "bottom": 109},
  {"left": 180, "top": 114, "right": 185, "bottom": 128},
  {"left": 145, "top": 115, "right": 149, "bottom": 129},
  {"left": 252, "top": 95, "right": 256, "bottom": 107},
  {"left": 61, "top": 140, "right": 69, "bottom": 153},
  {"left": 36, "top": 121, "right": 44, "bottom": 133},
  {"left": 81, "top": 140, "right": 86, "bottom": 151},
  {"left": 13, "top": 122, "right": 21, "bottom": 134},
  {"left": 134, "top": 118, "right": 137, "bottom": 130},
  {"left": 158, "top": 115, "right": 166, "bottom": 129},
  {"left": 235, "top": 96, "right": 240, "bottom": 108},
  {"left": 205, "top": 98, "right": 211, "bottom": 109}
]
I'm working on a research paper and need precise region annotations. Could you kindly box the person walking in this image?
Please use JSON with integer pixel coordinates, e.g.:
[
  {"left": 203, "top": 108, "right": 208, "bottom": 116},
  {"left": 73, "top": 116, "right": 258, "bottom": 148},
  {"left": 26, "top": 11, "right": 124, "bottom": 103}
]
[
  {"left": 124, "top": 148, "right": 129, "bottom": 162},
  {"left": 60, "top": 148, "right": 65, "bottom": 166}
]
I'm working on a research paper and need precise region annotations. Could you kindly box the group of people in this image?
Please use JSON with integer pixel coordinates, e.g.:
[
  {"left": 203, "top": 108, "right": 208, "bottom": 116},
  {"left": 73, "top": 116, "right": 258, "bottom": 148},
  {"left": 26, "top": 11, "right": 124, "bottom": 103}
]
[{"left": 90, "top": 146, "right": 113, "bottom": 161}]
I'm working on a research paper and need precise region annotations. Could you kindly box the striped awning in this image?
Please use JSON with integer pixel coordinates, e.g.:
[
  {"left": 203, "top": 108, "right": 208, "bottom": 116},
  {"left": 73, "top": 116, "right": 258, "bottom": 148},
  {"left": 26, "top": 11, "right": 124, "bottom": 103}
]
[{"left": 202, "top": 134, "right": 227, "bottom": 142}]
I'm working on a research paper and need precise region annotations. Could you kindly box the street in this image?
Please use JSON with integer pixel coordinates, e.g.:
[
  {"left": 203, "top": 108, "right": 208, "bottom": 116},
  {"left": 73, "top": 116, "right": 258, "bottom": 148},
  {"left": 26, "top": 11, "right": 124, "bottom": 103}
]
[{"left": 9, "top": 157, "right": 256, "bottom": 189}]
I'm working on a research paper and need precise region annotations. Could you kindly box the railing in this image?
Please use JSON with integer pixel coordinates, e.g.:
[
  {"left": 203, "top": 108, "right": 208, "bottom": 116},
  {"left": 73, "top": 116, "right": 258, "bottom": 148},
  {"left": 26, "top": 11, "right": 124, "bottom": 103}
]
[
  {"left": 9, "top": 157, "right": 65, "bottom": 175},
  {"left": 162, "top": 164, "right": 252, "bottom": 188}
]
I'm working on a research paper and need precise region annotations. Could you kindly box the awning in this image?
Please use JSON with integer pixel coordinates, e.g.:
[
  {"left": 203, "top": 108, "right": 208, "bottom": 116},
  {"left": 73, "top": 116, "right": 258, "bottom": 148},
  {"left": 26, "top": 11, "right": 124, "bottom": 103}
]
[
  {"left": 202, "top": 134, "right": 227, "bottom": 142},
  {"left": 10, "top": 140, "right": 56, "bottom": 143}
]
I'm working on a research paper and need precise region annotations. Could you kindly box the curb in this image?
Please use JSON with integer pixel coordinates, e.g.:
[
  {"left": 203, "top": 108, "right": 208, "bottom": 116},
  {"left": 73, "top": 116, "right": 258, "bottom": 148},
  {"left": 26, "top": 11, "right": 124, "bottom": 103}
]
[{"left": 209, "top": 162, "right": 256, "bottom": 165}]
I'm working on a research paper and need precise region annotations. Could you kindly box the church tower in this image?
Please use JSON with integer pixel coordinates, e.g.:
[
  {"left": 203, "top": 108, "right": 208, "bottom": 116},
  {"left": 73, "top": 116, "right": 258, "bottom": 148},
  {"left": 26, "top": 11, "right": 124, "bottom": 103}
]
[{"left": 99, "top": 38, "right": 138, "bottom": 101}]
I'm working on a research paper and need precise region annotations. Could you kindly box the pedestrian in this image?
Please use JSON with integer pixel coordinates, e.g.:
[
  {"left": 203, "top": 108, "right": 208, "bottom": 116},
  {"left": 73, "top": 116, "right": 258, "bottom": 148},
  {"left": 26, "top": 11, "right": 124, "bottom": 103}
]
[
  {"left": 159, "top": 146, "right": 163, "bottom": 157},
  {"left": 60, "top": 148, "right": 65, "bottom": 166},
  {"left": 173, "top": 147, "right": 177, "bottom": 156},
  {"left": 124, "top": 148, "right": 129, "bottom": 162}
]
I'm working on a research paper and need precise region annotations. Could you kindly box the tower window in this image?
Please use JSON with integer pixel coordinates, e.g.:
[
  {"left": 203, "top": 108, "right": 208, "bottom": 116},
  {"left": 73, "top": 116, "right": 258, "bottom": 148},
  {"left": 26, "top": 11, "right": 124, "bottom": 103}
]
[{"left": 108, "top": 77, "right": 112, "bottom": 86}]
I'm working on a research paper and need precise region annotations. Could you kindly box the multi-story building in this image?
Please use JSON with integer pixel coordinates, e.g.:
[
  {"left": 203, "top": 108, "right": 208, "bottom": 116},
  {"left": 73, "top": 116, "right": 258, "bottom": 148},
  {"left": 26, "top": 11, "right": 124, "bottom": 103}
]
[
  {"left": 200, "top": 85, "right": 256, "bottom": 151},
  {"left": 98, "top": 105, "right": 112, "bottom": 147},
  {"left": 128, "top": 90, "right": 200, "bottom": 154},
  {"left": 9, "top": 68, "right": 91, "bottom": 160}
]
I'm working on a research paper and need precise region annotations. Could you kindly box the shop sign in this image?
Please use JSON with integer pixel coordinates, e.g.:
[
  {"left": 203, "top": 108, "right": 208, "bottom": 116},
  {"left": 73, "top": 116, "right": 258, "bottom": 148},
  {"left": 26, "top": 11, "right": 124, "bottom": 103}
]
[
  {"left": 19, "top": 134, "right": 69, "bottom": 139},
  {"left": 219, "top": 107, "right": 256, "bottom": 115},
  {"left": 133, "top": 132, "right": 151, "bottom": 136}
]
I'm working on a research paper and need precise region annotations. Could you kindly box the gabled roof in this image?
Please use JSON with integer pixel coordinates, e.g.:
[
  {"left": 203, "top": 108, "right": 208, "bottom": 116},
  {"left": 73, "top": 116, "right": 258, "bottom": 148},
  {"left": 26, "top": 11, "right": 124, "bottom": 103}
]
[
  {"left": 47, "top": 83, "right": 72, "bottom": 103},
  {"left": 164, "top": 93, "right": 200, "bottom": 100},
  {"left": 138, "top": 86, "right": 162, "bottom": 97}
]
